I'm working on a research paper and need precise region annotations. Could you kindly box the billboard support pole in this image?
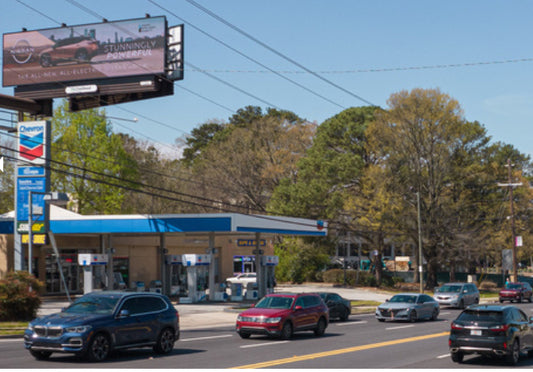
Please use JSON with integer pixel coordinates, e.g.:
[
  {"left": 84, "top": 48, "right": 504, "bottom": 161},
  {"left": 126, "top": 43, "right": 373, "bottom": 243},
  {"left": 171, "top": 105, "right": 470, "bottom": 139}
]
[{"left": 48, "top": 231, "right": 71, "bottom": 302}]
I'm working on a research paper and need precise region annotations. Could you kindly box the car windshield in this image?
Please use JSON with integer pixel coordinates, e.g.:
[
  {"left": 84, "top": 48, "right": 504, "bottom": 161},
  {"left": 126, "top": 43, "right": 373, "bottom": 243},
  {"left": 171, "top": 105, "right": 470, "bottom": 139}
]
[
  {"left": 389, "top": 295, "right": 417, "bottom": 303},
  {"left": 64, "top": 296, "right": 120, "bottom": 315},
  {"left": 255, "top": 296, "right": 294, "bottom": 309},
  {"left": 505, "top": 283, "right": 522, "bottom": 289},
  {"left": 437, "top": 285, "right": 461, "bottom": 293},
  {"left": 457, "top": 310, "right": 503, "bottom": 323}
]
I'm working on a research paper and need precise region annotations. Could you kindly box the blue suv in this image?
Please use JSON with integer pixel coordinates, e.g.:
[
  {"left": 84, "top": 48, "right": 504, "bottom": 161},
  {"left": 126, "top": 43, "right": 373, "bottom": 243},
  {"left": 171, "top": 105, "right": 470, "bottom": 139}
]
[{"left": 24, "top": 291, "right": 179, "bottom": 362}]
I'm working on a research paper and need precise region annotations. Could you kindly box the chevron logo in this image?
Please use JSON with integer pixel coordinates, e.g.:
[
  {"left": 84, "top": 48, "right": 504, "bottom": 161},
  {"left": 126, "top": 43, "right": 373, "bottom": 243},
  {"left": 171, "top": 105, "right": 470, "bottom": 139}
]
[{"left": 18, "top": 122, "right": 46, "bottom": 164}]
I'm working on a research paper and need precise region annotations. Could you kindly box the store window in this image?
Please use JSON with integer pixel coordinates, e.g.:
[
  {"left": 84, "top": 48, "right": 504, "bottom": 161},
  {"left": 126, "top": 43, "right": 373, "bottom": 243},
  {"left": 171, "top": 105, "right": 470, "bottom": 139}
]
[{"left": 233, "top": 255, "right": 256, "bottom": 275}]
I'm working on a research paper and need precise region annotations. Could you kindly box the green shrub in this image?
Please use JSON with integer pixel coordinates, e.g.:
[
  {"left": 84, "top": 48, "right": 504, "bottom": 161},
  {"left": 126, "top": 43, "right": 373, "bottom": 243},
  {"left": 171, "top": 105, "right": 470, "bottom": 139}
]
[
  {"left": 0, "top": 271, "right": 44, "bottom": 321},
  {"left": 321, "top": 269, "right": 379, "bottom": 287}
]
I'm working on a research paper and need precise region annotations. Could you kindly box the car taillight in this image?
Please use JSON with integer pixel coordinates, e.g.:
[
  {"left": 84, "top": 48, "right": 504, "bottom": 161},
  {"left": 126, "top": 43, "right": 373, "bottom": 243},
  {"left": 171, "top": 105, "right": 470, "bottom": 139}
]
[
  {"left": 489, "top": 324, "right": 509, "bottom": 332},
  {"left": 451, "top": 322, "right": 463, "bottom": 330}
]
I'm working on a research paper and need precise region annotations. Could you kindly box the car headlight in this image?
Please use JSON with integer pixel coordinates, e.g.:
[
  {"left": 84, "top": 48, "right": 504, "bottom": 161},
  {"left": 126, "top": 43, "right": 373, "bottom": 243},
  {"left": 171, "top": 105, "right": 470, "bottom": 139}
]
[
  {"left": 65, "top": 325, "right": 92, "bottom": 333},
  {"left": 264, "top": 317, "right": 281, "bottom": 324}
]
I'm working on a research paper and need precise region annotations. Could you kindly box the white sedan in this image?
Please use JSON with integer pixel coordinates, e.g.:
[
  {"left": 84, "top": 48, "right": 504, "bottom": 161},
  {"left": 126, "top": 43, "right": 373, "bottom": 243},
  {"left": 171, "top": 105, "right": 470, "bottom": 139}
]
[{"left": 225, "top": 273, "right": 257, "bottom": 287}]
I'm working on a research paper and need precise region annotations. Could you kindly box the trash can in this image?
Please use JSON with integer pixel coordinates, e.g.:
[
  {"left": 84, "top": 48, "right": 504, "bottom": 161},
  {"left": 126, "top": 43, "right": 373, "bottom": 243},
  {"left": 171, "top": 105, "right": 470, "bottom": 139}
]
[
  {"left": 136, "top": 281, "right": 145, "bottom": 292},
  {"left": 245, "top": 282, "right": 258, "bottom": 300},
  {"left": 230, "top": 283, "right": 243, "bottom": 301}
]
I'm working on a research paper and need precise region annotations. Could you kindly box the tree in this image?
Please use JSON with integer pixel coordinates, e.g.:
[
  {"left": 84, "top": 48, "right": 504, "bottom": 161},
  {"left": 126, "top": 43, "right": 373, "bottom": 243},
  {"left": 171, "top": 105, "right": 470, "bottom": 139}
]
[
  {"left": 51, "top": 101, "right": 137, "bottom": 214},
  {"left": 180, "top": 121, "right": 225, "bottom": 165},
  {"left": 368, "top": 88, "right": 496, "bottom": 288},
  {"left": 269, "top": 106, "right": 377, "bottom": 220},
  {"left": 119, "top": 134, "right": 197, "bottom": 214},
  {"left": 188, "top": 108, "right": 314, "bottom": 213}
]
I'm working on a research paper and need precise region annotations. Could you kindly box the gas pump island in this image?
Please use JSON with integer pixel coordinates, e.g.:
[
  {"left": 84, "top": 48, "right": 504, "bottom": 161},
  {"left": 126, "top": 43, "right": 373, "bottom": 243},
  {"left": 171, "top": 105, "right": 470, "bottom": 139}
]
[{"left": 165, "top": 253, "right": 279, "bottom": 303}]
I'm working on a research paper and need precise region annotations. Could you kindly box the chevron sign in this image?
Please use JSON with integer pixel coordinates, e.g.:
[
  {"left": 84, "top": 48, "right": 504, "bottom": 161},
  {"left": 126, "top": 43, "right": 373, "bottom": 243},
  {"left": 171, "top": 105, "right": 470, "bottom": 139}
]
[{"left": 18, "top": 121, "right": 48, "bottom": 165}]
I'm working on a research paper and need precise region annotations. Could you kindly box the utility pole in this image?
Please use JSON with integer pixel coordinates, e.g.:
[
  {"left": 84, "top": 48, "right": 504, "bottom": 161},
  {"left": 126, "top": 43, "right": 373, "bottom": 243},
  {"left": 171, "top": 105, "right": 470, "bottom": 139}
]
[
  {"left": 498, "top": 159, "right": 522, "bottom": 282},
  {"left": 416, "top": 191, "right": 423, "bottom": 293}
]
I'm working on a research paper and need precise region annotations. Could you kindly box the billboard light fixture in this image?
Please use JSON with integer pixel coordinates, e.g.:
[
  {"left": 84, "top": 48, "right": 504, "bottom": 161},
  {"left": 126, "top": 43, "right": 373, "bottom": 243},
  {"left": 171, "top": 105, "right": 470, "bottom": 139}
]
[{"left": 65, "top": 85, "right": 98, "bottom": 95}]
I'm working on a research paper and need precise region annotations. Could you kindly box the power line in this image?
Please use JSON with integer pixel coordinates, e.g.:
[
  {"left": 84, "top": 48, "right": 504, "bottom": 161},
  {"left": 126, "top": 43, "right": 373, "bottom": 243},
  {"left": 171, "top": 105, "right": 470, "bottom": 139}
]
[
  {"left": 64, "top": 0, "right": 285, "bottom": 113},
  {"left": 183, "top": 0, "right": 378, "bottom": 107},
  {"left": 147, "top": 0, "right": 345, "bottom": 110}
]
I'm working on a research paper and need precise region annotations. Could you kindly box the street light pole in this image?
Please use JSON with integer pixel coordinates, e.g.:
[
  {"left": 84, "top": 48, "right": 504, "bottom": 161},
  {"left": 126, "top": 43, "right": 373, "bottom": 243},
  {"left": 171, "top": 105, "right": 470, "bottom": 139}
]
[{"left": 416, "top": 191, "right": 423, "bottom": 293}]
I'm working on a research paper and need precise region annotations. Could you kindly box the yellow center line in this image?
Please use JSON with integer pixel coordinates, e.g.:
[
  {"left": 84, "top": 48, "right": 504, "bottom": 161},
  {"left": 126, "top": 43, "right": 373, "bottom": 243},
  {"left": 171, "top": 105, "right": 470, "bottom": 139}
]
[{"left": 230, "top": 331, "right": 450, "bottom": 369}]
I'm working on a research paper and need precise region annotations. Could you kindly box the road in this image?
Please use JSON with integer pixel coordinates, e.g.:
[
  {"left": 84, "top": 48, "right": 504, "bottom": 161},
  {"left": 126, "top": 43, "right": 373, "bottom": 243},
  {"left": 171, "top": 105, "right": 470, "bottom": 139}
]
[{"left": 3, "top": 302, "right": 533, "bottom": 368}]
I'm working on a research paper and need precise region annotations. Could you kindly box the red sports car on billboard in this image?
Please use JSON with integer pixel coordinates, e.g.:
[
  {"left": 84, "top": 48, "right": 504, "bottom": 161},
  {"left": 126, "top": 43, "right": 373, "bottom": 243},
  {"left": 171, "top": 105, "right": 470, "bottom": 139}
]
[{"left": 39, "top": 36, "right": 98, "bottom": 67}]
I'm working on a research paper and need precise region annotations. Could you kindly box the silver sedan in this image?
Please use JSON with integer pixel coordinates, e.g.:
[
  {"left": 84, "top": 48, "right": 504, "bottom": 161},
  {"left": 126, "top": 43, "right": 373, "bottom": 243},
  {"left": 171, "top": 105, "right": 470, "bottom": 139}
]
[{"left": 375, "top": 293, "right": 439, "bottom": 322}]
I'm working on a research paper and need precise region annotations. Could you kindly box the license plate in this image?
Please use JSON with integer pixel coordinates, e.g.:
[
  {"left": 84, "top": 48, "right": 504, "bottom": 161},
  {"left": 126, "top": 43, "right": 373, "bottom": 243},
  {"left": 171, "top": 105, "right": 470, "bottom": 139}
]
[{"left": 471, "top": 330, "right": 482, "bottom": 336}]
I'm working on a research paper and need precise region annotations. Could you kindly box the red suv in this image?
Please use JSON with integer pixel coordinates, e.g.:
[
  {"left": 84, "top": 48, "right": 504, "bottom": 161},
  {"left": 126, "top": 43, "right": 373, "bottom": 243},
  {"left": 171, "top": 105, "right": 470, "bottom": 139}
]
[
  {"left": 499, "top": 282, "right": 533, "bottom": 303},
  {"left": 236, "top": 293, "right": 329, "bottom": 339}
]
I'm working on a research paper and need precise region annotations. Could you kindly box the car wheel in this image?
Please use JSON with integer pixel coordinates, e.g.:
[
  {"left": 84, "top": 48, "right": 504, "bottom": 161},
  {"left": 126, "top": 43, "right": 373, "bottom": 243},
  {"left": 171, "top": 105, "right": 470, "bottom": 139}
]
[
  {"left": 506, "top": 339, "right": 520, "bottom": 365},
  {"left": 339, "top": 307, "right": 349, "bottom": 321},
  {"left": 85, "top": 333, "right": 111, "bottom": 362},
  {"left": 377, "top": 318, "right": 385, "bottom": 322},
  {"left": 30, "top": 350, "right": 52, "bottom": 360},
  {"left": 409, "top": 310, "right": 417, "bottom": 323},
  {"left": 39, "top": 53, "right": 52, "bottom": 67},
  {"left": 431, "top": 308, "right": 439, "bottom": 321},
  {"left": 75, "top": 49, "right": 89, "bottom": 63},
  {"left": 474, "top": 297, "right": 479, "bottom": 304},
  {"left": 499, "top": 299, "right": 504, "bottom": 303},
  {"left": 451, "top": 351, "right": 464, "bottom": 363},
  {"left": 238, "top": 331, "right": 251, "bottom": 339},
  {"left": 280, "top": 321, "right": 293, "bottom": 340},
  {"left": 314, "top": 317, "right": 327, "bottom": 337},
  {"left": 154, "top": 328, "right": 175, "bottom": 354},
  {"left": 528, "top": 295, "right": 532, "bottom": 303},
  {"left": 459, "top": 300, "right": 465, "bottom": 309}
]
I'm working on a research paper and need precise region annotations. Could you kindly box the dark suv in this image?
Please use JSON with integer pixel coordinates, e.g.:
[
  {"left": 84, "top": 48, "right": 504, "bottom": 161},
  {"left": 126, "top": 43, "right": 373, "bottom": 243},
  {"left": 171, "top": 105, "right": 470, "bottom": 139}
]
[
  {"left": 449, "top": 304, "right": 533, "bottom": 365},
  {"left": 24, "top": 291, "right": 179, "bottom": 362},
  {"left": 236, "top": 293, "right": 329, "bottom": 339}
]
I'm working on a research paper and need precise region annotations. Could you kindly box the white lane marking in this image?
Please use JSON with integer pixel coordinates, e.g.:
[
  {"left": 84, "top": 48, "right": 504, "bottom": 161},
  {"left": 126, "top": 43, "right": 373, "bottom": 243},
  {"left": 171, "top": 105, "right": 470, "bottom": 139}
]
[
  {"left": 437, "top": 353, "right": 450, "bottom": 359},
  {"left": 335, "top": 320, "right": 368, "bottom": 326},
  {"left": 385, "top": 325, "right": 415, "bottom": 330},
  {"left": 0, "top": 339, "right": 23, "bottom": 343},
  {"left": 180, "top": 334, "right": 233, "bottom": 342},
  {"left": 240, "top": 341, "right": 289, "bottom": 348}
]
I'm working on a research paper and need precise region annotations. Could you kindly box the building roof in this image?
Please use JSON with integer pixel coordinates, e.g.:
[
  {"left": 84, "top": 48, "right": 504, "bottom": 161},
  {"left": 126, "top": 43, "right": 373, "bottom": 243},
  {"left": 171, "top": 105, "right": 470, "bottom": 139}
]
[{"left": 0, "top": 206, "right": 327, "bottom": 236}]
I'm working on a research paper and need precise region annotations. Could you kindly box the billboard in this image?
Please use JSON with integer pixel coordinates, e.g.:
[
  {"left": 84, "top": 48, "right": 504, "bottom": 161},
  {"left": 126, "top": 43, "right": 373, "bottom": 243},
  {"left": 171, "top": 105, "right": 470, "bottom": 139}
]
[{"left": 3, "top": 16, "right": 167, "bottom": 86}]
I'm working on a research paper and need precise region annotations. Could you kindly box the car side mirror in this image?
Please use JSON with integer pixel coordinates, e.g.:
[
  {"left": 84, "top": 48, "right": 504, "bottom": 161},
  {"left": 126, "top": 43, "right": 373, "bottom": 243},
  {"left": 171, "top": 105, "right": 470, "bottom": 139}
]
[
  {"left": 250, "top": 304, "right": 255, "bottom": 308},
  {"left": 295, "top": 305, "right": 303, "bottom": 311},
  {"left": 385, "top": 299, "right": 389, "bottom": 302},
  {"left": 118, "top": 309, "right": 130, "bottom": 318}
]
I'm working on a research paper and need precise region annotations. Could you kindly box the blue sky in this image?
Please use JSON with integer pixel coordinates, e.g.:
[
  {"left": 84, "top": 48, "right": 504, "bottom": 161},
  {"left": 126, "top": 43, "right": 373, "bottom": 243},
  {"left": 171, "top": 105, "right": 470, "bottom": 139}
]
[{"left": 2, "top": 0, "right": 533, "bottom": 159}]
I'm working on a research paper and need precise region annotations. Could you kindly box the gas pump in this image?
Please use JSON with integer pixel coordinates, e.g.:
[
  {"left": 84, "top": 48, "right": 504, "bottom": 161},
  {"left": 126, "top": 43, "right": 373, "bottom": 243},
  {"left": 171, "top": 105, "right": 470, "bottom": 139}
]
[
  {"left": 78, "top": 253, "right": 109, "bottom": 294},
  {"left": 262, "top": 255, "right": 279, "bottom": 294},
  {"left": 165, "top": 254, "right": 211, "bottom": 303},
  {"left": 164, "top": 254, "right": 186, "bottom": 297}
]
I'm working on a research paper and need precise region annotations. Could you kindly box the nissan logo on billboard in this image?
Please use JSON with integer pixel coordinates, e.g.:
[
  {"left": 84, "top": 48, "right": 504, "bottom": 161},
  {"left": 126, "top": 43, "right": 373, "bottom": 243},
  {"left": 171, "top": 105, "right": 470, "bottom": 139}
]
[{"left": 2, "top": 16, "right": 167, "bottom": 87}]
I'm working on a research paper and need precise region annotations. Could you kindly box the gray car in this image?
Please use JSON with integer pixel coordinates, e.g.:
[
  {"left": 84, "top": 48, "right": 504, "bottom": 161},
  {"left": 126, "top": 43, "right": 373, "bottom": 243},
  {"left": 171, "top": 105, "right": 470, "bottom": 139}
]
[
  {"left": 375, "top": 293, "right": 439, "bottom": 322},
  {"left": 434, "top": 282, "right": 479, "bottom": 309}
]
